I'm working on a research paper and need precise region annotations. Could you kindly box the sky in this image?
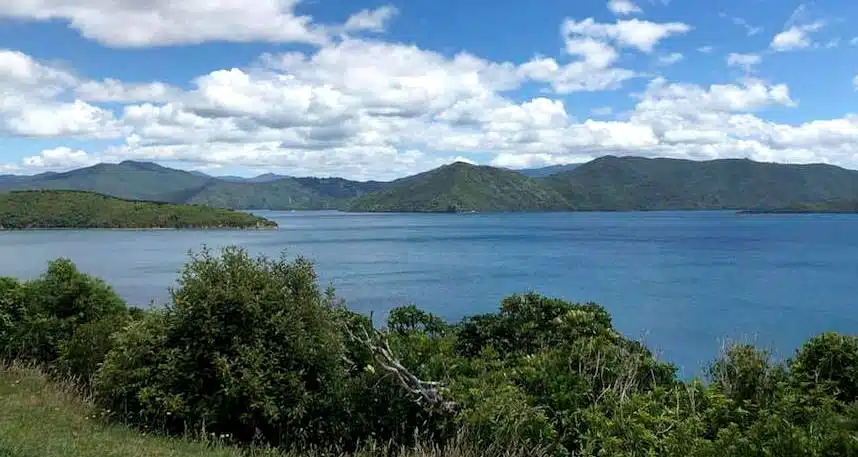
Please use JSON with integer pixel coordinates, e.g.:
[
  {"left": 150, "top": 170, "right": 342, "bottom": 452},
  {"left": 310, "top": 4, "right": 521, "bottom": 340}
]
[{"left": 1, "top": 0, "right": 858, "bottom": 180}]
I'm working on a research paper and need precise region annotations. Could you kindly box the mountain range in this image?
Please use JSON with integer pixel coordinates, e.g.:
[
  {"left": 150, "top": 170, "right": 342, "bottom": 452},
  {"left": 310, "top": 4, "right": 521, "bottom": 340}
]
[{"left": 2, "top": 156, "right": 858, "bottom": 212}]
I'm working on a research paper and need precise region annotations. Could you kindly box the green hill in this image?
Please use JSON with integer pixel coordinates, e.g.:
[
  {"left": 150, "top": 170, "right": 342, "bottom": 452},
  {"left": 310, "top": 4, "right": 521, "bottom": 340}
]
[
  {"left": 347, "top": 162, "right": 570, "bottom": 212},
  {"left": 0, "top": 162, "right": 387, "bottom": 211},
  {"left": 0, "top": 190, "right": 276, "bottom": 229},
  {"left": 544, "top": 155, "right": 858, "bottom": 210},
  {"left": 0, "top": 161, "right": 213, "bottom": 202}
]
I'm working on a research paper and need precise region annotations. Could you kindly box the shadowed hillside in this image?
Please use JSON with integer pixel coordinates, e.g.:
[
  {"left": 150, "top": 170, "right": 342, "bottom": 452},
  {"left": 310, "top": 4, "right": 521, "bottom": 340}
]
[{"left": 544, "top": 155, "right": 858, "bottom": 210}]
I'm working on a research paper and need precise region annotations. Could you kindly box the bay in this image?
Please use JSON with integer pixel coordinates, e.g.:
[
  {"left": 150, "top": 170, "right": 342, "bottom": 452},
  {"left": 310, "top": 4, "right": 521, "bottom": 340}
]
[{"left": 1, "top": 210, "right": 857, "bottom": 376}]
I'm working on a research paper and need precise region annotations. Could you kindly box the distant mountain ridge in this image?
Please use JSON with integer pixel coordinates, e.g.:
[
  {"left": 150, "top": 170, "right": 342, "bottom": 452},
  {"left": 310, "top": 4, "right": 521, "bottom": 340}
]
[{"left": 2, "top": 157, "right": 858, "bottom": 212}]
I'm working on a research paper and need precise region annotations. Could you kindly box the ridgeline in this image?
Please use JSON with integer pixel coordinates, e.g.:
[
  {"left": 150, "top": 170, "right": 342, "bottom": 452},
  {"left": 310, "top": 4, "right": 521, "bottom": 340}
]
[
  {"left": 0, "top": 190, "right": 277, "bottom": 229},
  {"left": 3, "top": 156, "right": 858, "bottom": 212}
]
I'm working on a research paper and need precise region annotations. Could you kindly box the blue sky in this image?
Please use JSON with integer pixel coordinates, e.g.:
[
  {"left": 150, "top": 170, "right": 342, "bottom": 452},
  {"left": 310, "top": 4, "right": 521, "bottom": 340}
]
[{"left": 0, "top": 0, "right": 857, "bottom": 180}]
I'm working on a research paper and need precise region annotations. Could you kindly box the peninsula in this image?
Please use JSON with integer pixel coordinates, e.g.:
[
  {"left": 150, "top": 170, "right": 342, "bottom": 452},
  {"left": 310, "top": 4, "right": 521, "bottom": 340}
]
[{"left": 0, "top": 190, "right": 277, "bottom": 229}]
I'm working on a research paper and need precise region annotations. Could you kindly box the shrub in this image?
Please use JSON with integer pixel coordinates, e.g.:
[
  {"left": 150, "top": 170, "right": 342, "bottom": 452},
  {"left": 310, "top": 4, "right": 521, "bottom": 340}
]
[
  {"left": 94, "top": 246, "right": 434, "bottom": 450},
  {"left": 0, "top": 276, "right": 24, "bottom": 356},
  {"left": 790, "top": 332, "right": 858, "bottom": 402},
  {"left": 0, "top": 260, "right": 128, "bottom": 380}
]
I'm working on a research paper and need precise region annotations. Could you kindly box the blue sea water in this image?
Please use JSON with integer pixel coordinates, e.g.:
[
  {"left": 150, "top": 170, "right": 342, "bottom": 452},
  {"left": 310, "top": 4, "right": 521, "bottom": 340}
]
[{"left": 1, "top": 210, "right": 857, "bottom": 376}]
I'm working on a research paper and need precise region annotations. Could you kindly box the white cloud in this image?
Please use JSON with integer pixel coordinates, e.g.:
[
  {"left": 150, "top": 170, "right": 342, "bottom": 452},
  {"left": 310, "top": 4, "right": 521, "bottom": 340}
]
[
  {"left": 697, "top": 45, "right": 714, "bottom": 53},
  {"left": 75, "top": 79, "right": 181, "bottom": 103},
  {"left": 563, "top": 18, "right": 690, "bottom": 53},
  {"left": 342, "top": 5, "right": 398, "bottom": 33},
  {"left": 0, "top": 49, "right": 76, "bottom": 97},
  {"left": 658, "top": 52, "right": 683, "bottom": 65},
  {"left": 853, "top": 75, "right": 858, "bottom": 91},
  {"left": 23, "top": 147, "right": 98, "bottom": 170},
  {"left": 850, "top": 37, "right": 858, "bottom": 46},
  {"left": 770, "top": 21, "right": 825, "bottom": 51},
  {"left": 726, "top": 53, "right": 762, "bottom": 72},
  {"left": 0, "top": 49, "right": 120, "bottom": 138},
  {"left": 0, "top": 0, "right": 346, "bottom": 47},
  {"left": 608, "top": 0, "right": 642, "bottom": 15}
]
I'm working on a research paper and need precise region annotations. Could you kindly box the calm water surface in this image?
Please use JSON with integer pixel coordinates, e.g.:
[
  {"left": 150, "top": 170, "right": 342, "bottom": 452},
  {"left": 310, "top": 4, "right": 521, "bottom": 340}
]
[{"left": 2, "top": 211, "right": 857, "bottom": 376}]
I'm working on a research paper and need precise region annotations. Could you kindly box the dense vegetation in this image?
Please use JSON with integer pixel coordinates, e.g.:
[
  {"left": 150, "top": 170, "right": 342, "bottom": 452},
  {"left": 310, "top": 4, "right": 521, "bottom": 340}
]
[
  {"left": 546, "top": 155, "right": 858, "bottom": 210},
  {"left": 2, "top": 247, "right": 858, "bottom": 456},
  {"left": 0, "top": 190, "right": 276, "bottom": 229},
  {"left": 348, "top": 162, "right": 569, "bottom": 212},
  {"left": 5, "top": 156, "right": 858, "bottom": 212}
]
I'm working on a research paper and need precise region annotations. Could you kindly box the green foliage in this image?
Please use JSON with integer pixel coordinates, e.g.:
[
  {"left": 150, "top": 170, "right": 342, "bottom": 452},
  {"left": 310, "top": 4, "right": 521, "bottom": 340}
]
[
  {"left": 94, "top": 247, "right": 430, "bottom": 450},
  {"left": 348, "top": 162, "right": 570, "bottom": 212},
  {"left": 0, "top": 259, "right": 129, "bottom": 381},
  {"left": 545, "top": 155, "right": 858, "bottom": 210},
  {"left": 0, "top": 277, "right": 24, "bottom": 353},
  {"left": 387, "top": 305, "right": 447, "bottom": 336},
  {"left": 790, "top": 332, "right": 858, "bottom": 402},
  {"left": 0, "top": 190, "right": 277, "bottom": 229}
]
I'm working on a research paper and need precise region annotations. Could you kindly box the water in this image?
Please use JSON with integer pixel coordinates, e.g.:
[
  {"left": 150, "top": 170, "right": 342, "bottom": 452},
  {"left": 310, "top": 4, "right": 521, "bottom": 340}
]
[{"left": 1, "top": 210, "right": 857, "bottom": 376}]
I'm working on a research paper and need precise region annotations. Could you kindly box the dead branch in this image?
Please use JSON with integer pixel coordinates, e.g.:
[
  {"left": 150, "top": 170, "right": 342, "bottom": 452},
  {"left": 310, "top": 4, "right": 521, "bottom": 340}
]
[{"left": 345, "top": 322, "right": 457, "bottom": 414}]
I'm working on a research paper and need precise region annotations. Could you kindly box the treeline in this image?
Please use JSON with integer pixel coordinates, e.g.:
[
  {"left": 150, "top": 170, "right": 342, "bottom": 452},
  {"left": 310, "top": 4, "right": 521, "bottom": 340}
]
[
  {"left": 2, "top": 248, "right": 858, "bottom": 456},
  {"left": 0, "top": 190, "right": 277, "bottom": 229}
]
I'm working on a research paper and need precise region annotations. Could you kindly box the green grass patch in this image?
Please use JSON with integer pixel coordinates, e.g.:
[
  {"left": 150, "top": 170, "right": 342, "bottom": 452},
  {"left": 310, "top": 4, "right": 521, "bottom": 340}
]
[{"left": 0, "top": 365, "right": 244, "bottom": 457}]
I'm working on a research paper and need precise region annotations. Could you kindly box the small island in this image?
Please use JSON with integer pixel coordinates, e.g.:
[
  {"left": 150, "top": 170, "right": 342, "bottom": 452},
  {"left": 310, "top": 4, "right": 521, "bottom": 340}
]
[{"left": 0, "top": 190, "right": 277, "bottom": 229}]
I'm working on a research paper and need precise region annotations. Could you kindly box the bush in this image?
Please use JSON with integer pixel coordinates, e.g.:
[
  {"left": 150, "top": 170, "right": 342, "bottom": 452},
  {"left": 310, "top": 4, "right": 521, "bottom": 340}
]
[
  {"left": 94, "top": 246, "right": 433, "bottom": 450},
  {"left": 790, "top": 332, "right": 858, "bottom": 402},
  {"left": 0, "top": 260, "right": 128, "bottom": 380},
  {"left": 0, "top": 276, "right": 24, "bottom": 356}
]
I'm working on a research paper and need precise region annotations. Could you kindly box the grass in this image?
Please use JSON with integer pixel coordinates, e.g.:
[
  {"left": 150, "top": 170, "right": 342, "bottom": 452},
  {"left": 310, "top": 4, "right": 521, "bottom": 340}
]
[
  {"left": 0, "top": 365, "right": 543, "bottom": 457},
  {"left": 0, "top": 364, "right": 245, "bottom": 457}
]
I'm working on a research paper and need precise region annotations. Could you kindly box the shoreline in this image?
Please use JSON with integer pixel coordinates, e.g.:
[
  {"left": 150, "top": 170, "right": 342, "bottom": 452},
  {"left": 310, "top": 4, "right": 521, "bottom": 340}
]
[{"left": 0, "top": 226, "right": 279, "bottom": 231}]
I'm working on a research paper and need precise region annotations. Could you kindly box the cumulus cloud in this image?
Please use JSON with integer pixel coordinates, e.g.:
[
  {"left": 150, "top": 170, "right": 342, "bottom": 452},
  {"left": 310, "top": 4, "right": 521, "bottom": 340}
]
[
  {"left": 563, "top": 18, "right": 691, "bottom": 53},
  {"left": 607, "top": 0, "right": 642, "bottom": 15},
  {"left": 342, "top": 5, "right": 398, "bottom": 33},
  {"left": 726, "top": 53, "right": 762, "bottom": 72},
  {"left": 1, "top": 0, "right": 344, "bottom": 47},
  {"left": 519, "top": 36, "right": 635, "bottom": 93},
  {"left": 0, "top": 49, "right": 121, "bottom": 138},
  {"left": 770, "top": 21, "right": 825, "bottom": 51}
]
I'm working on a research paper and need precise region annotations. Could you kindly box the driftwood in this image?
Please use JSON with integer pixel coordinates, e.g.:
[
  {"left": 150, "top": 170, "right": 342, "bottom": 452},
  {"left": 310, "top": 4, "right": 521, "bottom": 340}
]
[{"left": 345, "top": 322, "right": 457, "bottom": 414}]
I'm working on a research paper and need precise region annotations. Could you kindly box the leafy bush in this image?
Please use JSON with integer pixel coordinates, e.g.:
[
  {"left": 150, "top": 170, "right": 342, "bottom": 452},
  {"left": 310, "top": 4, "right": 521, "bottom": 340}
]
[
  {"left": 0, "top": 260, "right": 128, "bottom": 380},
  {"left": 94, "top": 247, "right": 434, "bottom": 450},
  {"left": 790, "top": 332, "right": 858, "bottom": 402},
  {"left": 0, "top": 277, "right": 24, "bottom": 356}
]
